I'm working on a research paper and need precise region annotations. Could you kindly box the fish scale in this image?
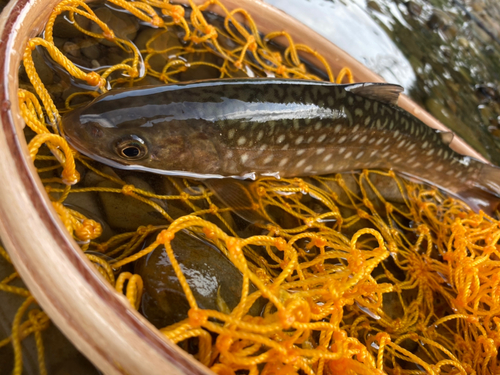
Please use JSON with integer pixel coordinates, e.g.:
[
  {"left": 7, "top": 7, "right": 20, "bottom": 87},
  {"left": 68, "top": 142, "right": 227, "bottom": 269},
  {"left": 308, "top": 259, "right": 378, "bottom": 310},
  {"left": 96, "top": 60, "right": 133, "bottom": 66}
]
[{"left": 62, "top": 78, "right": 500, "bottom": 212}]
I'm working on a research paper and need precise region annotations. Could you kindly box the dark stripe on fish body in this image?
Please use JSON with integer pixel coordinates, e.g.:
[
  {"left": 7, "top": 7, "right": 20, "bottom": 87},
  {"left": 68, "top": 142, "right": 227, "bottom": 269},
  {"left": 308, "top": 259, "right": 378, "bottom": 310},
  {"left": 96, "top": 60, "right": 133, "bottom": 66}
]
[{"left": 62, "top": 78, "right": 500, "bottom": 211}]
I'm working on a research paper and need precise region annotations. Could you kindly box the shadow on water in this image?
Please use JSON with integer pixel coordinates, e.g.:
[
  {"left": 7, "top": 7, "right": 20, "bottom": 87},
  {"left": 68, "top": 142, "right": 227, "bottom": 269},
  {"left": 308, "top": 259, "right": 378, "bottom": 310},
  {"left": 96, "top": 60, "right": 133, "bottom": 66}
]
[{"left": 265, "top": 0, "right": 500, "bottom": 165}]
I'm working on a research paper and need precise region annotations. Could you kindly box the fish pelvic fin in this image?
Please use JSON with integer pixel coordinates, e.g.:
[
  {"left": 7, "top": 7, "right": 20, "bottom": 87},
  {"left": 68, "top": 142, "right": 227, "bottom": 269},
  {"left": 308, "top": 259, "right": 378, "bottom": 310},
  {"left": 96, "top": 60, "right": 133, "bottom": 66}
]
[{"left": 204, "top": 179, "right": 267, "bottom": 225}]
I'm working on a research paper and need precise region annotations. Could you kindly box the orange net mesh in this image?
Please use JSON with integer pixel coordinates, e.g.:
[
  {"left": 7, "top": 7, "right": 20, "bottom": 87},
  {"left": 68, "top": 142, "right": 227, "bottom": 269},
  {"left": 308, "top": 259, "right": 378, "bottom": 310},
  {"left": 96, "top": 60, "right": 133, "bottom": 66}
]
[{"left": 1, "top": 0, "right": 498, "bottom": 374}]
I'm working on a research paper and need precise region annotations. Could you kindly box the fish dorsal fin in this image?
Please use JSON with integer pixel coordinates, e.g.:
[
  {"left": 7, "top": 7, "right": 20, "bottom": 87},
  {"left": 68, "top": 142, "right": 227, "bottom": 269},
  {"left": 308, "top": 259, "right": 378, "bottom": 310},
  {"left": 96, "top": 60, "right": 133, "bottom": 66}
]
[
  {"left": 346, "top": 83, "right": 403, "bottom": 106},
  {"left": 437, "top": 130, "right": 454, "bottom": 145}
]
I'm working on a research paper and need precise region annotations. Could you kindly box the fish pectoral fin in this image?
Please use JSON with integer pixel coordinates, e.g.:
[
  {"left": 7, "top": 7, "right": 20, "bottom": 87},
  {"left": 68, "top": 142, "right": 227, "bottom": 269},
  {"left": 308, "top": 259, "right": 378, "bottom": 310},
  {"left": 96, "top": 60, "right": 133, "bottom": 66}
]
[
  {"left": 437, "top": 130, "right": 454, "bottom": 145},
  {"left": 346, "top": 83, "right": 403, "bottom": 106},
  {"left": 204, "top": 179, "right": 267, "bottom": 225}
]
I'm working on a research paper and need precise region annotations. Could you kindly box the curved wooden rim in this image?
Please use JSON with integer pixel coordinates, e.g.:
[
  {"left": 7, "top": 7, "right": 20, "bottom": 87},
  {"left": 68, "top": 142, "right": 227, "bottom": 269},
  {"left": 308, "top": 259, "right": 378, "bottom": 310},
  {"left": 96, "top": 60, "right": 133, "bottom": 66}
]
[{"left": 0, "top": 0, "right": 487, "bottom": 374}]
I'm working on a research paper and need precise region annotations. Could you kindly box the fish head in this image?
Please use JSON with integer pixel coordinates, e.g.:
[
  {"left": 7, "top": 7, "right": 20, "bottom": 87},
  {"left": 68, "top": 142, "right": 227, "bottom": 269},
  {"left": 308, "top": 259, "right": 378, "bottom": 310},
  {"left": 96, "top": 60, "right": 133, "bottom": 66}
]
[{"left": 61, "top": 102, "right": 221, "bottom": 176}]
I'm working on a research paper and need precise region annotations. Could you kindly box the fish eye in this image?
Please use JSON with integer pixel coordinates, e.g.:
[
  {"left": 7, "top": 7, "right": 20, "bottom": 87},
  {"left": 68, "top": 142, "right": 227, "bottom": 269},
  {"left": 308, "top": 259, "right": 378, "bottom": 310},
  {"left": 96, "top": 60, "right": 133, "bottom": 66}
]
[{"left": 115, "top": 136, "right": 148, "bottom": 160}]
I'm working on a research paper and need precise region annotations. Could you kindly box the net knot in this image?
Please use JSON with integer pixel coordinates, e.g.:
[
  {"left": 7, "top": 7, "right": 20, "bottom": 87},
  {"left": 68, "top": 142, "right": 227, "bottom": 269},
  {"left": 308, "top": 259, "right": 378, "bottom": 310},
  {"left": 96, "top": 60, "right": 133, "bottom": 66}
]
[
  {"left": 157, "top": 230, "right": 175, "bottom": 244},
  {"left": 150, "top": 15, "right": 164, "bottom": 27},
  {"left": 86, "top": 71, "right": 106, "bottom": 88},
  {"left": 75, "top": 219, "right": 102, "bottom": 241},
  {"left": 188, "top": 308, "right": 207, "bottom": 328},
  {"left": 122, "top": 184, "right": 135, "bottom": 195}
]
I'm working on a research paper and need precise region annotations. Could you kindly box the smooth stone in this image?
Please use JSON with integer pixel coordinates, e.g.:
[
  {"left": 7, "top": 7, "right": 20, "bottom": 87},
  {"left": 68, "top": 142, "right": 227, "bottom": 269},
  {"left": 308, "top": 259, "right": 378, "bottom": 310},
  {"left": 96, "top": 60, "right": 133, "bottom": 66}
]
[
  {"left": 53, "top": 12, "right": 91, "bottom": 39},
  {"left": 90, "top": 7, "right": 139, "bottom": 47},
  {"left": 136, "top": 230, "right": 265, "bottom": 328}
]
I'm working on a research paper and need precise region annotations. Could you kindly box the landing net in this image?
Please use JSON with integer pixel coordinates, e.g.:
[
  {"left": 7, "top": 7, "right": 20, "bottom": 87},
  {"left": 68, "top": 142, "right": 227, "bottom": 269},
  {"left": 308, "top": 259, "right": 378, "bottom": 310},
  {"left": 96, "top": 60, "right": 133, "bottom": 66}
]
[{"left": 0, "top": 0, "right": 498, "bottom": 374}]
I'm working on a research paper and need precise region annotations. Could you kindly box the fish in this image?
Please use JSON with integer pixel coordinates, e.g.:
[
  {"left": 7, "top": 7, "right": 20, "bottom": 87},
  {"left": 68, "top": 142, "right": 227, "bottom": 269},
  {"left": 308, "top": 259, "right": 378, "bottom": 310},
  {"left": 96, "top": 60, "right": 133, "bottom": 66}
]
[{"left": 61, "top": 78, "right": 500, "bottom": 212}]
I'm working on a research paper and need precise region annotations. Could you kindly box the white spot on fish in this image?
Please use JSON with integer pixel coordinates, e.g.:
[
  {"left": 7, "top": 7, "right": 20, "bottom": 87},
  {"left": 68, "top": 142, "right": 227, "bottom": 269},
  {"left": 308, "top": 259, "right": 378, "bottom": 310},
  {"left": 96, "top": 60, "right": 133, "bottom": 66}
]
[
  {"left": 279, "top": 158, "right": 288, "bottom": 167},
  {"left": 344, "top": 151, "right": 353, "bottom": 159},
  {"left": 456, "top": 171, "right": 462, "bottom": 177},
  {"left": 348, "top": 96, "right": 354, "bottom": 105},
  {"left": 297, "top": 149, "right": 306, "bottom": 156},
  {"left": 369, "top": 150, "right": 377, "bottom": 157},
  {"left": 316, "top": 148, "right": 325, "bottom": 155},
  {"left": 297, "top": 159, "right": 306, "bottom": 168},
  {"left": 382, "top": 144, "right": 391, "bottom": 152},
  {"left": 228, "top": 129, "right": 236, "bottom": 139},
  {"left": 354, "top": 108, "right": 363, "bottom": 117},
  {"left": 345, "top": 108, "right": 353, "bottom": 125},
  {"left": 227, "top": 151, "right": 233, "bottom": 158},
  {"left": 281, "top": 144, "right": 289, "bottom": 150},
  {"left": 364, "top": 117, "right": 371, "bottom": 126},
  {"left": 256, "top": 130, "right": 264, "bottom": 141},
  {"left": 368, "top": 138, "right": 375, "bottom": 144},
  {"left": 352, "top": 125, "right": 360, "bottom": 133},
  {"left": 426, "top": 149, "right": 434, "bottom": 156},
  {"left": 393, "top": 157, "right": 402, "bottom": 163},
  {"left": 436, "top": 165, "right": 443, "bottom": 171},
  {"left": 323, "top": 153, "right": 332, "bottom": 162},
  {"left": 365, "top": 100, "right": 371, "bottom": 110},
  {"left": 304, "top": 165, "right": 313, "bottom": 172},
  {"left": 263, "top": 155, "right": 273, "bottom": 164},
  {"left": 375, "top": 138, "right": 384, "bottom": 146},
  {"left": 318, "top": 134, "right": 327, "bottom": 143},
  {"left": 407, "top": 156, "right": 416, "bottom": 163},
  {"left": 237, "top": 136, "right": 246, "bottom": 146},
  {"left": 381, "top": 151, "right": 390, "bottom": 159},
  {"left": 307, "top": 136, "right": 314, "bottom": 143},
  {"left": 314, "top": 122, "right": 322, "bottom": 130},
  {"left": 295, "top": 135, "right": 304, "bottom": 145},
  {"left": 422, "top": 141, "right": 428, "bottom": 149},
  {"left": 260, "top": 144, "right": 268, "bottom": 151},
  {"left": 397, "top": 140, "right": 405, "bottom": 148},
  {"left": 338, "top": 135, "right": 347, "bottom": 144},
  {"left": 356, "top": 151, "right": 364, "bottom": 159},
  {"left": 277, "top": 134, "right": 286, "bottom": 143},
  {"left": 446, "top": 170, "right": 453, "bottom": 175},
  {"left": 339, "top": 147, "right": 346, "bottom": 154},
  {"left": 334, "top": 124, "right": 342, "bottom": 133},
  {"left": 393, "top": 130, "right": 400, "bottom": 138},
  {"left": 407, "top": 144, "right": 416, "bottom": 151},
  {"left": 241, "top": 153, "right": 249, "bottom": 163},
  {"left": 373, "top": 101, "right": 378, "bottom": 114}
]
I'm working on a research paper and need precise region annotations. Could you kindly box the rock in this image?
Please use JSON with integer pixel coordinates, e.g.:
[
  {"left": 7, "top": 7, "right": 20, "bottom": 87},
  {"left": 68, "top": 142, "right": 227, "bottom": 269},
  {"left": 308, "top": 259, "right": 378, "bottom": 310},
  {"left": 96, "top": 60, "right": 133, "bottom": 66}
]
[
  {"left": 80, "top": 38, "right": 101, "bottom": 60},
  {"left": 405, "top": 1, "right": 422, "bottom": 17},
  {"left": 90, "top": 7, "right": 139, "bottom": 47},
  {"left": 427, "top": 9, "right": 453, "bottom": 30},
  {"left": 32, "top": 49, "right": 54, "bottom": 86},
  {"left": 366, "top": 0, "right": 382, "bottom": 13},
  {"left": 53, "top": 12, "right": 91, "bottom": 39},
  {"left": 63, "top": 41, "right": 81, "bottom": 58},
  {"left": 97, "top": 175, "right": 168, "bottom": 231},
  {"left": 136, "top": 230, "right": 265, "bottom": 328}
]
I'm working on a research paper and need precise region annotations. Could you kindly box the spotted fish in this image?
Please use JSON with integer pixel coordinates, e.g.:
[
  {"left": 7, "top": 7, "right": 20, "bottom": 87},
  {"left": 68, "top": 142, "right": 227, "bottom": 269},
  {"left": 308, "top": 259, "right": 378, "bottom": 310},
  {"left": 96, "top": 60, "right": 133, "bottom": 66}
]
[{"left": 61, "top": 79, "right": 500, "bottom": 212}]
